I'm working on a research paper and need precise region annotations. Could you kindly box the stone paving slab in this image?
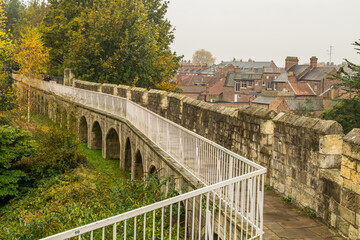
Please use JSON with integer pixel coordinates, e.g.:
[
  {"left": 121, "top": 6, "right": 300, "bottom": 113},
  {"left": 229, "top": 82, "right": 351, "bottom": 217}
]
[{"left": 263, "top": 189, "right": 344, "bottom": 240}]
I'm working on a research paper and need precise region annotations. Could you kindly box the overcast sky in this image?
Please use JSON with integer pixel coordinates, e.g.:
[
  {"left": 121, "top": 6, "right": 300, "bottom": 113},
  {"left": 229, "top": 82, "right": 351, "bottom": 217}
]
[{"left": 166, "top": 0, "right": 360, "bottom": 67}]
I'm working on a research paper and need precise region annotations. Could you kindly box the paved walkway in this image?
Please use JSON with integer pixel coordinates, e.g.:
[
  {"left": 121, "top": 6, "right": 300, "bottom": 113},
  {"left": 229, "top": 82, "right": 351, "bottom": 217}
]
[{"left": 263, "top": 189, "right": 344, "bottom": 240}]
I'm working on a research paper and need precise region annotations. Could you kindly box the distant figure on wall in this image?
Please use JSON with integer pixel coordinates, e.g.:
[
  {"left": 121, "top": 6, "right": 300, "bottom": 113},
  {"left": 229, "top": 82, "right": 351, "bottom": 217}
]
[{"left": 43, "top": 75, "right": 51, "bottom": 81}]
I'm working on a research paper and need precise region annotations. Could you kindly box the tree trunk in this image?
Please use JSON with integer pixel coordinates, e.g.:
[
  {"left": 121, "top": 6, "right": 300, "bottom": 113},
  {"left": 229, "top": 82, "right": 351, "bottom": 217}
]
[{"left": 27, "top": 75, "right": 31, "bottom": 122}]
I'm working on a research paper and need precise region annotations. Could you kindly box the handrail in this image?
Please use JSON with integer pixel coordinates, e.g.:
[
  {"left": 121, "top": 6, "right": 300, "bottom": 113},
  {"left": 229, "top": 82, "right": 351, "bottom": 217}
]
[{"left": 13, "top": 75, "right": 266, "bottom": 240}]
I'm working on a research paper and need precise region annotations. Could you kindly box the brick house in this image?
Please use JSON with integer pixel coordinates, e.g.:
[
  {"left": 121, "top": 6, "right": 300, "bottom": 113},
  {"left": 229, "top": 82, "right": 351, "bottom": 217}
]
[
  {"left": 271, "top": 56, "right": 338, "bottom": 98},
  {"left": 204, "top": 61, "right": 281, "bottom": 103}
]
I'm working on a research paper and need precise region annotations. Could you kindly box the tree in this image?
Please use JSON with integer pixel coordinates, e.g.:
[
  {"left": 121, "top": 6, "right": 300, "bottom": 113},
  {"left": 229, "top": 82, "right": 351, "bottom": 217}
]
[
  {"left": 4, "top": 0, "right": 24, "bottom": 35},
  {"left": 13, "top": 27, "right": 49, "bottom": 122},
  {"left": 41, "top": 0, "right": 181, "bottom": 88},
  {"left": 321, "top": 39, "right": 360, "bottom": 133},
  {"left": 192, "top": 49, "right": 215, "bottom": 66},
  {"left": 0, "top": 125, "right": 34, "bottom": 201},
  {"left": 332, "top": 39, "right": 360, "bottom": 96},
  {"left": 0, "top": 0, "right": 14, "bottom": 87}
]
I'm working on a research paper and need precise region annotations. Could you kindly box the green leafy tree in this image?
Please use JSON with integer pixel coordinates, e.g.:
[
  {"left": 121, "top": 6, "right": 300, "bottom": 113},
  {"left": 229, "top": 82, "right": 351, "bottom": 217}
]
[
  {"left": 321, "top": 39, "right": 360, "bottom": 133},
  {"left": 41, "top": 0, "right": 181, "bottom": 88},
  {"left": 4, "top": 0, "right": 24, "bottom": 35},
  {"left": 192, "top": 49, "right": 216, "bottom": 66},
  {"left": 0, "top": 125, "right": 34, "bottom": 201}
]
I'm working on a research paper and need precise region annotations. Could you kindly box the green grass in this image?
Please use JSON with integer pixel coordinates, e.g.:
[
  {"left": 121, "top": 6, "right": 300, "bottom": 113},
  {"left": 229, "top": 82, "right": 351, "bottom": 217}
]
[{"left": 80, "top": 143, "right": 130, "bottom": 182}]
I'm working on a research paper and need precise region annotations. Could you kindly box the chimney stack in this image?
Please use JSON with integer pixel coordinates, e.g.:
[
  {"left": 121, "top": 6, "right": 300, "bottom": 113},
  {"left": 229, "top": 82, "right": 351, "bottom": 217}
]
[
  {"left": 285, "top": 56, "right": 299, "bottom": 71},
  {"left": 310, "top": 56, "right": 318, "bottom": 68}
]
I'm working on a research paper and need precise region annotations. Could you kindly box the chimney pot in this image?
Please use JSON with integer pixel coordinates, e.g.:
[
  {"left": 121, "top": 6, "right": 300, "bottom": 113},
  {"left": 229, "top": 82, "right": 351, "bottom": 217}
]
[
  {"left": 285, "top": 56, "right": 299, "bottom": 71},
  {"left": 310, "top": 56, "right": 318, "bottom": 68}
]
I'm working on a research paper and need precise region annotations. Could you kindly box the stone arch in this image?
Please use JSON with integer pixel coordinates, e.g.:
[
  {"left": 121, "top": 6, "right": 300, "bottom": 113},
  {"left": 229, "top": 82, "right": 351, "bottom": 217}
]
[
  {"left": 61, "top": 107, "right": 67, "bottom": 128},
  {"left": 149, "top": 165, "right": 157, "bottom": 175},
  {"left": 91, "top": 121, "right": 102, "bottom": 150},
  {"left": 79, "top": 116, "right": 88, "bottom": 142},
  {"left": 55, "top": 104, "right": 61, "bottom": 124},
  {"left": 124, "top": 138, "right": 132, "bottom": 171},
  {"left": 69, "top": 111, "right": 77, "bottom": 133},
  {"left": 106, "top": 128, "right": 120, "bottom": 159},
  {"left": 44, "top": 98, "right": 48, "bottom": 116},
  {"left": 134, "top": 150, "right": 144, "bottom": 179}
]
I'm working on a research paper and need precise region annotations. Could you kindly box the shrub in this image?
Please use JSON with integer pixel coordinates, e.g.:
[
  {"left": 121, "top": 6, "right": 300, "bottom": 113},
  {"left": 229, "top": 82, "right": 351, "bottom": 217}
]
[
  {"left": 0, "top": 125, "right": 34, "bottom": 201},
  {"left": 27, "top": 126, "right": 86, "bottom": 177}
]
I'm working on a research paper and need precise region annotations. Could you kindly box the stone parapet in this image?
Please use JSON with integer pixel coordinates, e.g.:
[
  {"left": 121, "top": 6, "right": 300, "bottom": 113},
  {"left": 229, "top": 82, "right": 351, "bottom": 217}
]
[
  {"left": 338, "top": 128, "right": 360, "bottom": 239},
  {"left": 130, "top": 87, "right": 148, "bottom": 107},
  {"left": 100, "top": 83, "right": 118, "bottom": 95},
  {"left": 74, "top": 79, "right": 101, "bottom": 92},
  {"left": 148, "top": 89, "right": 168, "bottom": 117}
]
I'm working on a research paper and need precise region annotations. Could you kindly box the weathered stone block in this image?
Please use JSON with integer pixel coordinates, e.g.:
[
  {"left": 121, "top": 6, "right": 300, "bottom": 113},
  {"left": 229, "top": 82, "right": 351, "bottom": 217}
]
[
  {"left": 348, "top": 224, "right": 359, "bottom": 240},
  {"left": 320, "top": 169, "right": 343, "bottom": 185},
  {"left": 337, "top": 216, "right": 350, "bottom": 236},
  {"left": 339, "top": 205, "right": 356, "bottom": 225},
  {"left": 343, "top": 156, "right": 357, "bottom": 170},
  {"left": 341, "top": 188, "right": 360, "bottom": 212},
  {"left": 313, "top": 119, "right": 343, "bottom": 135},
  {"left": 318, "top": 154, "right": 342, "bottom": 169},
  {"left": 341, "top": 166, "right": 352, "bottom": 180},
  {"left": 319, "top": 135, "right": 343, "bottom": 155}
]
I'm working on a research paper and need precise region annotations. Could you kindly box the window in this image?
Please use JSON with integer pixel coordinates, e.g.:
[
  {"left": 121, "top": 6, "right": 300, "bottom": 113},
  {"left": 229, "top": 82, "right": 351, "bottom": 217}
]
[
  {"left": 262, "top": 81, "right": 265, "bottom": 86},
  {"left": 267, "top": 82, "right": 272, "bottom": 89},
  {"left": 235, "top": 81, "right": 240, "bottom": 92},
  {"left": 248, "top": 81, "right": 253, "bottom": 87},
  {"left": 314, "top": 84, "right": 318, "bottom": 90},
  {"left": 266, "top": 76, "right": 269, "bottom": 80},
  {"left": 242, "top": 81, "right": 246, "bottom": 88},
  {"left": 255, "top": 81, "right": 259, "bottom": 86}
]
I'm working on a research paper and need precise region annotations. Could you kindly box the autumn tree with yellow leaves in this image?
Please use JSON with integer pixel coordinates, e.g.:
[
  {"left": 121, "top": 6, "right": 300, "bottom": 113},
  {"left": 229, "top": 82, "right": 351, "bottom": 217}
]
[
  {"left": 13, "top": 28, "right": 49, "bottom": 122},
  {"left": 0, "top": 0, "right": 14, "bottom": 87}
]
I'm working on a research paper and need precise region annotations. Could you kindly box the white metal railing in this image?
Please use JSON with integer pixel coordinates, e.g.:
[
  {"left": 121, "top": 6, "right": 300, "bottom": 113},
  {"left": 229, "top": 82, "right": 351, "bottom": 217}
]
[{"left": 13, "top": 75, "right": 266, "bottom": 240}]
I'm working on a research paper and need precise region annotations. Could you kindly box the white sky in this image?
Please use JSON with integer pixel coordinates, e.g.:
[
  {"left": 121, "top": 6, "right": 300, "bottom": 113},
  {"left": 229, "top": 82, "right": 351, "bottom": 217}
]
[{"left": 166, "top": 0, "right": 360, "bottom": 67}]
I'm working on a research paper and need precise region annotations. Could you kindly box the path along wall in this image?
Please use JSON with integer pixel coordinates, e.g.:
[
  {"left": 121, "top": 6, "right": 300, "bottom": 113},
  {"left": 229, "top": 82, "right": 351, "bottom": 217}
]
[{"left": 67, "top": 73, "right": 359, "bottom": 239}]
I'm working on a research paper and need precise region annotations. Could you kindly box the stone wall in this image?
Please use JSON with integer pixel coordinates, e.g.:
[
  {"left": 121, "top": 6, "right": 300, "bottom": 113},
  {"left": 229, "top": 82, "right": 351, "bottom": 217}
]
[
  {"left": 51, "top": 72, "right": 360, "bottom": 239},
  {"left": 272, "top": 113, "right": 343, "bottom": 220},
  {"left": 338, "top": 129, "right": 360, "bottom": 239}
]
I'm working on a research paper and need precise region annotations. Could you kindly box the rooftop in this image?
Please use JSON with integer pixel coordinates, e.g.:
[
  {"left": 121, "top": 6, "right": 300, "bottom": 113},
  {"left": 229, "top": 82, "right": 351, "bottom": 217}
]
[{"left": 225, "top": 72, "right": 263, "bottom": 87}]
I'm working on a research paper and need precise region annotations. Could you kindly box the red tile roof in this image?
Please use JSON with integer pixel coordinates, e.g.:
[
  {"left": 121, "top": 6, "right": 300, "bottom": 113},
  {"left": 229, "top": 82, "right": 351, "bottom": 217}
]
[
  {"left": 288, "top": 82, "right": 316, "bottom": 96},
  {"left": 205, "top": 78, "right": 225, "bottom": 95}
]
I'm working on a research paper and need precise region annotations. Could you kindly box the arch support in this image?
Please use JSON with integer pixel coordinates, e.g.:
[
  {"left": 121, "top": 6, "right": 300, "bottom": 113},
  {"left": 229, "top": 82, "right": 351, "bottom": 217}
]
[
  {"left": 79, "top": 116, "right": 88, "bottom": 142},
  {"left": 134, "top": 150, "right": 144, "bottom": 179},
  {"left": 91, "top": 121, "right": 102, "bottom": 150},
  {"left": 106, "top": 128, "right": 120, "bottom": 159}
]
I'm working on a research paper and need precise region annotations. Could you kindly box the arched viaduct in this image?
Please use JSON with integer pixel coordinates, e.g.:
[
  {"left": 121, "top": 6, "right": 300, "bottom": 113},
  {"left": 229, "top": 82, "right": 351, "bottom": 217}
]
[{"left": 33, "top": 89, "right": 202, "bottom": 194}]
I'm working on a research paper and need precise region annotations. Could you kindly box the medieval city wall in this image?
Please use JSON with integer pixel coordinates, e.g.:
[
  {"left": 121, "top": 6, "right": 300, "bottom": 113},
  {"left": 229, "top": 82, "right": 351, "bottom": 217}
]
[{"left": 69, "top": 77, "right": 359, "bottom": 239}]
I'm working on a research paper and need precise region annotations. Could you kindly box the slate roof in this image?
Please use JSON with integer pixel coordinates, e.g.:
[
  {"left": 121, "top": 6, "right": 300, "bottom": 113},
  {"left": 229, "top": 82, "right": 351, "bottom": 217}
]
[
  {"left": 220, "top": 61, "right": 273, "bottom": 69},
  {"left": 273, "top": 72, "right": 288, "bottom": 83},
  {"left": 284, "top": 99, "right": 324, "bottom": 111},
  {"left": 225, "top": 73, "right": 263, "bottom": 87},
  {"left": 252, "top": 96, "right": 277, "bottom": 105},
  {"left": 288, "top": 65, "right": 310, "bottom": 77},
  {"left": 200, "top": 66, "right": 217, "bottom": 75},
  {"left": 300, "top": 67, "right": 335, "bottom": 81}
]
